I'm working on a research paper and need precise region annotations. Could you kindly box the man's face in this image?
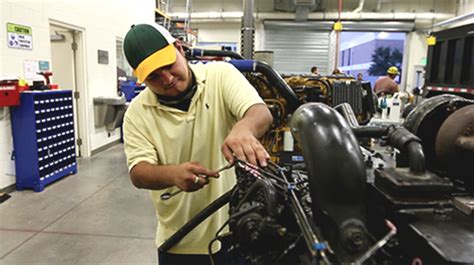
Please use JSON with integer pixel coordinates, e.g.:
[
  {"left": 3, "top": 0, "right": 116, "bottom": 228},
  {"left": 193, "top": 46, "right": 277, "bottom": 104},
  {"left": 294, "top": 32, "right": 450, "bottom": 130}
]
[{"left": 143, "top": 44, "right": 191, "bottom": 97}]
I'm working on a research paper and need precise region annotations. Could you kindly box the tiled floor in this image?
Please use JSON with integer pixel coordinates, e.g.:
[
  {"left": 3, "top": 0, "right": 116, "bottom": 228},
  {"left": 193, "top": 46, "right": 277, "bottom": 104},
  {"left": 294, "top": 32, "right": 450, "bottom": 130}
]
[{"left": 0, "top": 144, "right": 157, "bottom": 265}]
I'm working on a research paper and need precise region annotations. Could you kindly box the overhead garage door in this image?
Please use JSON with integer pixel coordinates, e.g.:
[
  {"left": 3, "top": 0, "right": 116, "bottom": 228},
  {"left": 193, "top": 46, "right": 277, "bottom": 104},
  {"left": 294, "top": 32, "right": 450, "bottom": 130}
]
[{"left": 264, "top": 21, "right": 331, "bottom": 75}]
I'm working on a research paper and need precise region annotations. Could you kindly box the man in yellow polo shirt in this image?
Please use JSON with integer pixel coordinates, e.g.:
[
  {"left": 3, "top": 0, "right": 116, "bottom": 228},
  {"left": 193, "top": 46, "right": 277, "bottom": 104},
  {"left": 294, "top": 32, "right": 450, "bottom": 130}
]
[{"left": 122, "top": 23, "right": 273, "bottom": 265}]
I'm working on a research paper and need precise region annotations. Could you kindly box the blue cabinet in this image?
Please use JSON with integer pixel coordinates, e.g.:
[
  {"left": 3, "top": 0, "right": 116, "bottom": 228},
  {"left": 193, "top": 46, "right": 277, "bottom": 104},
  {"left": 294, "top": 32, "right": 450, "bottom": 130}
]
[{"left": 11, "top": 90, "right": 77, "bottom": 192}]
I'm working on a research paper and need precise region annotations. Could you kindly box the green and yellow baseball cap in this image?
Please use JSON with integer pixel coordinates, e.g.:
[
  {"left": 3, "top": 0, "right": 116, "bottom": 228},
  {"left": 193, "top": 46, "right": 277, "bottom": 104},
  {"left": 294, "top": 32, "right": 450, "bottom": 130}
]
[{"left": 124, "top": 24, "right": 176, "bottom": 82}]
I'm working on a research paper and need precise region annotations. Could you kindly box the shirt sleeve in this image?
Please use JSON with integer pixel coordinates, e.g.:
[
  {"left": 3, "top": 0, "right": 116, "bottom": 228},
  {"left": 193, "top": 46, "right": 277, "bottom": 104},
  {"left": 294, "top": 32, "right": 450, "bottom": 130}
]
[
  {"left": 123, "top": 108, "right": 159, "bottom": 172},
  {"left": 218, "top": 62, "right": 265, "bottom": 119}
]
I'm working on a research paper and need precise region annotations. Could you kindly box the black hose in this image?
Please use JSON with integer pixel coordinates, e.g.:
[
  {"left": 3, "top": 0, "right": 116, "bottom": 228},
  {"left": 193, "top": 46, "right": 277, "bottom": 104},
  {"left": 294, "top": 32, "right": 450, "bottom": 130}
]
[
  {"left": 255, "top": 61, "right": 302, "bottom": 113},
  {"left": 189, "top": 48, "right": 244, "bottom": 60},
  {"left": 158, "top": 190, "right": 232, "bottom": 252},
  {"left": 229, "top": 60, "right": 302, "bottom": 113},
  {"left": 352, "top": 127, "right": 389, "bottom": 138},
  {"left": 290, "top": 103, "right": 367, "bottom": 225},
  {"left": 290, "top": 103, "right": 368, "bottom": 260},
  {"left": 334, "top": 103, "right": 388, "bottom": 138},
  {"left": 387, "top": 126, "right": 426, "bottom": 173},
  {"left": 334, "top": 103, "right": 427, "bottom": 173},
  {"left": 406, "top": 141, "right": 426, "bottom": 174}
]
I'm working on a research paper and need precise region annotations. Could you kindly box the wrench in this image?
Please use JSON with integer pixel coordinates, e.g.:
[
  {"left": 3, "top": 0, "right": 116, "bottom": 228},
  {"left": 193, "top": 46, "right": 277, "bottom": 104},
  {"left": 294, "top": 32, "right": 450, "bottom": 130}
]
[{"left": 160, "top": 163, "right": 234, "bottom": 201}]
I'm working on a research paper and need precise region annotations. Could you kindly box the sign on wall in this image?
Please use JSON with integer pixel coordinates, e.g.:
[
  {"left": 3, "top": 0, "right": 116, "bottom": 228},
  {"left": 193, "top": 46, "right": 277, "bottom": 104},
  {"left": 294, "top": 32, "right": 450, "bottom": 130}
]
[
  {"left": 98, "top": 50, "right": 109, "bottom": 64},
  {"left": 24, "top": 60, "right": 40, "bottom": 79},
  {"left": 7, "top": 22, "right": 33, "bottom": 50},
  {"left": 39, "top": 61, "right": 50, "bottom": 71}
]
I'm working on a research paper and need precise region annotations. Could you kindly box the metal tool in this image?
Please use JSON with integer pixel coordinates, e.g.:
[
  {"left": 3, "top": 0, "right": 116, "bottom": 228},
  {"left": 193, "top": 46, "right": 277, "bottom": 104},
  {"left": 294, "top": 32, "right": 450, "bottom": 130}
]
[{"left": 160, "top": 163, "right": 234, "bottom": 201}]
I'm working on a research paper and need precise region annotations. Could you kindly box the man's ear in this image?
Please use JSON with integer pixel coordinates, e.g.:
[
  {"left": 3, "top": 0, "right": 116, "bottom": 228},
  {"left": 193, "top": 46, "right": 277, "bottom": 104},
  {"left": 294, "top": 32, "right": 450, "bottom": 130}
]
[{"left": 174, "top": 41, "right": 185, "bottom": 56}]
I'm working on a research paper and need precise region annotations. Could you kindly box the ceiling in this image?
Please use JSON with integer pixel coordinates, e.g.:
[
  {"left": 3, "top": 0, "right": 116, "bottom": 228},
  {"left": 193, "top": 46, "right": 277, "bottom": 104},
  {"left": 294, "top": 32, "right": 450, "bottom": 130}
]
[{"left": 168, "top": 0, "right": 456, "bottom": 15}]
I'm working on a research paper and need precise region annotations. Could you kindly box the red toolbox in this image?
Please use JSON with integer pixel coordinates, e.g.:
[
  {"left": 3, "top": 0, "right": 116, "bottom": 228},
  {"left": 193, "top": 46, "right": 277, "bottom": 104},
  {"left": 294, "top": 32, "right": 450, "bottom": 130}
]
[{"left": 0, "top": 80, "right": 20, "bottom": 107}]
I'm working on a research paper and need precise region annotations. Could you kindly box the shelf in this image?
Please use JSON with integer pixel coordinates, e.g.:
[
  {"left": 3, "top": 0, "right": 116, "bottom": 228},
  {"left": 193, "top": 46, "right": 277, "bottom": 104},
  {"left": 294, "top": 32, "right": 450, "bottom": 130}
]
[{"left": 155, "top": 8, "right": 170, "bottom": 20}]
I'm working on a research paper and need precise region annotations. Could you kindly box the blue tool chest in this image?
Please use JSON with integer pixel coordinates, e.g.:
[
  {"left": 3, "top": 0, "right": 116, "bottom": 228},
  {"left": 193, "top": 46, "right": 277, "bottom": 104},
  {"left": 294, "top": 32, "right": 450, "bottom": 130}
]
[{"left": 10, "top": 90, "right": 77, "bottom": 192}]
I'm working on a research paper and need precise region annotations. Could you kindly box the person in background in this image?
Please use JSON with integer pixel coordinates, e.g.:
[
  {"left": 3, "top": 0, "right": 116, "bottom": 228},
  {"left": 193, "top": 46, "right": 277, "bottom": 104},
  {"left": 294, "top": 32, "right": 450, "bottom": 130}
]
[
  {"left": 310, "top": 66, "right": 320, "bottom": 75},
  {"left": 374, "top": 66, "right": 399, "bottom": 97},
  {"left": 122, "top": 23, "right": 273, "bottom": 265},
  {"left": 357, "top": 72, "right": 364, "bottom": 81},
  {"left": 332, "top": 68, "right": 342, "bottom": 75}
]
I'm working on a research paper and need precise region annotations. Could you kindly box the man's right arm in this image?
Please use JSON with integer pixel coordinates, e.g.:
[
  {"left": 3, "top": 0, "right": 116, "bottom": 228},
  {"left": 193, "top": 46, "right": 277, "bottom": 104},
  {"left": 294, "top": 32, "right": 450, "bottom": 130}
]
[
  {"left": 130, "top": 161, "right": 218, "bottom": 191},
  {"left": 124, "top": 110, "right": 218, "bottom": 192}
]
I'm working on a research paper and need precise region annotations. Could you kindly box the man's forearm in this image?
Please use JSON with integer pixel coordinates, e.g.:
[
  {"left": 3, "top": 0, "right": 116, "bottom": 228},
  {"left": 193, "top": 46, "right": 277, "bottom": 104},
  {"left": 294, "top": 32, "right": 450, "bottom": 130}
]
[
  {"left": 130, "top": 162, "right": 176, "bottom": 190},
  {"left": 129, "top": 161, "right": 218, "bottom": 191},
  {"left": 236, "top": 103, "right": 273, "bottom": 138}
]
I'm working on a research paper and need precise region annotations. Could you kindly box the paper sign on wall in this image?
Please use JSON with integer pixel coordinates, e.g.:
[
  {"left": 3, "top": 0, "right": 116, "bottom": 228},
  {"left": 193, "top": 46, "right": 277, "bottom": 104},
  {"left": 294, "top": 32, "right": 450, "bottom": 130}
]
[
  {"left": 24, "top": 60, "right": 41, "bottom": 79},
  {"left": 7, "top": 22, "right": 33, "bottom": 50}
]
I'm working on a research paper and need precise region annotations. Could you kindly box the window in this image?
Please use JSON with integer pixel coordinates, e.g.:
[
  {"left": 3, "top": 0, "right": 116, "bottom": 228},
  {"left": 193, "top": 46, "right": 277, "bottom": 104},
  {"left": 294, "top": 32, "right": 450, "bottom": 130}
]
[{"left": 338, "top": 32, "right": 406, "bottom": 86}]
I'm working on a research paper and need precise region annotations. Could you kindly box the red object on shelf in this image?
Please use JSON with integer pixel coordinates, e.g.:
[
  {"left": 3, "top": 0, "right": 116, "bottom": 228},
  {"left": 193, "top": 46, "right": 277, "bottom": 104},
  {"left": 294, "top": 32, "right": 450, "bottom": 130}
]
[
  {"left": 0, "top": 80, "right": 20, "bottom": 107},
  {"left": 50, "top": 84, "right": 59, "bottom": 90},
  {"left": 18, "top": 85, "right": 29, "bottom": 92}
]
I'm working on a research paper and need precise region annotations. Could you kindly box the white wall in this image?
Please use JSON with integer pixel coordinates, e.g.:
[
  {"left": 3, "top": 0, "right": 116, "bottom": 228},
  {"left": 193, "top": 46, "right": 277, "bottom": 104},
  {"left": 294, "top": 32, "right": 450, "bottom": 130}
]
[
  {"left": 194, "top": 22, "right": 241, "bottom": 44},
  {"left": 192, "top": 20, "right": 271, "bottom": 56},
  {"left": 0, "top": 0, "right": 155, "bottom": 189},
  {"left": 403, "top": 31, "right": 428, "bottom": 92},
  {"left": 457, "top": 0, "right": 474, "bottom": 15}
]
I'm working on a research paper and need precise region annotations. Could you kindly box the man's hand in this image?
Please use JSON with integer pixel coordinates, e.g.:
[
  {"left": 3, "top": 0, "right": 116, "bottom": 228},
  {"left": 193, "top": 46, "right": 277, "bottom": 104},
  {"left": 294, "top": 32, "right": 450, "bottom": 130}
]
[
  {"left": 130, "top": 161, "right": 219, "bottom": 191},
  {"left": 222, "top": 123, "right": 270, "bottom": 167},
  {"left": 221, "top": 104, "right": 272, "bottom": 167},
  {"left": 172, "top": 161, "right": 219, "bottom": 191}
]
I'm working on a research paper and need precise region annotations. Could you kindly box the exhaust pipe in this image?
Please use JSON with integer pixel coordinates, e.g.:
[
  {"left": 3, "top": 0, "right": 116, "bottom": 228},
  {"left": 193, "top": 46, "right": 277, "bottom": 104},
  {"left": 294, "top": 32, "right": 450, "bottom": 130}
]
[{"left": 290, "top": 103, "right": 368, "bottom": 262}]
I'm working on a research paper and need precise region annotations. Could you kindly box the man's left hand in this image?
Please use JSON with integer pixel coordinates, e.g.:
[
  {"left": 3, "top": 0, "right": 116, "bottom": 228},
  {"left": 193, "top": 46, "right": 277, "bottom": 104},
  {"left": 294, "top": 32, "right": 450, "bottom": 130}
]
[{"left": 222, "top": 123, "right": 269, "bottom": 167}]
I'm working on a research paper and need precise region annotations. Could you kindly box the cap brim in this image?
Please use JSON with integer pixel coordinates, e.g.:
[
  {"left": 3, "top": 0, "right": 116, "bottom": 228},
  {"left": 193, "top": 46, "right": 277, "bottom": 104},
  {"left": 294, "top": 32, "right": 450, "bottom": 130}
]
[{"left": 133, "top": 43, "right": 177, "bottom": 83}]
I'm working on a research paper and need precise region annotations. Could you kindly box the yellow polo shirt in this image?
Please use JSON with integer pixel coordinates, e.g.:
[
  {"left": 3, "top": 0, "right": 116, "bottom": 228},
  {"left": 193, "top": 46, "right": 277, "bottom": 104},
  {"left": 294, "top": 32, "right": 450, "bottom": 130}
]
[{"left": 123, "top": 61, "right": 264, "bottom": 254}]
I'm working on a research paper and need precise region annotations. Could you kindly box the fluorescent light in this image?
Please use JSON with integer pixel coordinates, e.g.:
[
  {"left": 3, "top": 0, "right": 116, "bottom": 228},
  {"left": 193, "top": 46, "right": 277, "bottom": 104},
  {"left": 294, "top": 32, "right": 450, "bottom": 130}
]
[{"left": 378, "top": 32, "right": 389, "bottom": 39}]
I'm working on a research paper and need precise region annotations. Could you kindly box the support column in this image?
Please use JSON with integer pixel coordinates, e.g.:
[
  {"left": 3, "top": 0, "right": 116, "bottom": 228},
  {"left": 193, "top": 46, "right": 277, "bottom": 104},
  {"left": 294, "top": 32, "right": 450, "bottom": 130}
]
[{"left": 241, "top": 0, "right": 255, "bottom": 59}]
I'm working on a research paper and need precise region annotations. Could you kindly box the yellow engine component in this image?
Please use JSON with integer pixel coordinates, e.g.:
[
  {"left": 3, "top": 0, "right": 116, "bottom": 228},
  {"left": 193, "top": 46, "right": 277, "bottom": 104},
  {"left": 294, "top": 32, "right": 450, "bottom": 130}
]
[{"left": 249, "top": 73, "right": 360, "bottom": 156}]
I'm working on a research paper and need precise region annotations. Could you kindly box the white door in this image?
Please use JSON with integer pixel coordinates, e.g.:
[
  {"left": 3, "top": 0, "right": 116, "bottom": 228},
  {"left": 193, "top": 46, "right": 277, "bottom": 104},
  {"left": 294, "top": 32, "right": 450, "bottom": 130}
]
[{"left": 49, "top": 24, "right": 87, "bottom": 157}]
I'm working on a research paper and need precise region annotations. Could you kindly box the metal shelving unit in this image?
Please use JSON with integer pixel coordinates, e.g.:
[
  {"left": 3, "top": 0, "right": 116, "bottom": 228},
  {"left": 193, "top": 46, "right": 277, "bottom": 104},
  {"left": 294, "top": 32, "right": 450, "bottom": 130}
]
[{"left": 10, "top": 90, "right": 77, "bottom": 192}]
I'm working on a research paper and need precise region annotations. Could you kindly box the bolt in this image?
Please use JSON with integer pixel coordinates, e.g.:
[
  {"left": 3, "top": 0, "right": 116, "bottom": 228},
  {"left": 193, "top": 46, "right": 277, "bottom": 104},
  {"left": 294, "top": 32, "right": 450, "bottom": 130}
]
[
  {"left": 343, "top": 227, "right": 367, "bottom": 252},
  {"left": 277, "top": 227, "right": 287, "bottom": 236}
]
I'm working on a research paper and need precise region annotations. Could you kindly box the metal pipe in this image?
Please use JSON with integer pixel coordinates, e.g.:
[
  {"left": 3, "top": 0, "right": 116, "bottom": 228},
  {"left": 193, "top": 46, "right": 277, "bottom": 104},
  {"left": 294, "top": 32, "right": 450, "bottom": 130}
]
[
  {"left": 406, "top": 141, "right": 426, "bottom": 174},
  {"left": 334, "top": 103, "right": 359, "bottom": 128},
  {"left": 334, "top": 103, "right": 388, "bottom": 138},
  {"left": 353, "top": 0, "right": 365, "bottom": 13},
  {"left": 432, "top": 11, "right": 474, "bottom": 28},
  {"left": 354, "top": 220, "right": 397, "bottom": 265},
  {"left": 334, "top": 103, "right": 426, "bottom": 173},
  {"left": 242, "top": 0, "right": 255, "bottom": 59},
  {"left": 375, "top": 0, "right": 382, "bottom": 12},
  {"left": 185, "top": 0, "right": 192, "bottom": 42},
  {"left": 169, "top": 11, "right": 453, "bottom": 21},
  {"left": 71, "top": 30, "right": 82, "bottom": 157},
  {"left": 188, "top": 48, "right": 244, "bottom": 59},
  {"left": 290, "top": 103, "right": 368, "bottom": 259}
]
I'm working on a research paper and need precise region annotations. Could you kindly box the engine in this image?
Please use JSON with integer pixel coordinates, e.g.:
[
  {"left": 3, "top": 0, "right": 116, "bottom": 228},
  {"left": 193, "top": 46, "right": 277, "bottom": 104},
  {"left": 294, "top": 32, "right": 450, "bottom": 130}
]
[
  {"left": 228, "top": 160, "right": 318, "bottom": 264},
  {"left": 159, "top": 50, "right": 474, "bottom": 265},
  {"left": 226, "top": 101, "right": 474, "bottom": 265}
]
